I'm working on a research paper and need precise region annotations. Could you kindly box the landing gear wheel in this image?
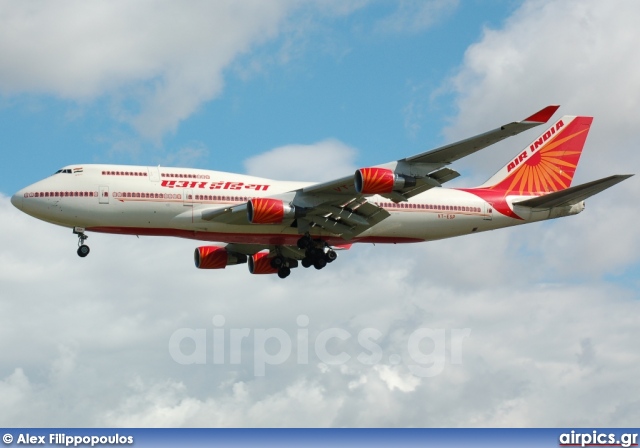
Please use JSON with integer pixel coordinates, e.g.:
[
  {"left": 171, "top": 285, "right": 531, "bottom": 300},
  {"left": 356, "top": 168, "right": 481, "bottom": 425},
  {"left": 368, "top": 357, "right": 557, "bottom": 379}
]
[
  {"left": 270, "top": 256, "right": 285, "bottom": 269},
  {"left": 325, "top": 250, "right": 337, "bottom": 263},
  {"left": 301, "top": 257, "right": 312, "bottom": 268},
  {"left": 306, "top": 247, "right": 323, "bottom": 260},
  {"left": 73, "top": 228, "right": 90, "bottom": 258},
  {"left": 297, "top": 235, "right": 312, "bottom": 250},
  {"left": 313, "top": 258, "right": 327, "bottom": 270},
  {"left": 277, "top": 266, "right": 291, "bottom": 279},
  {"left": 77, "top": 245, "right": 90, "bottom": 258}
]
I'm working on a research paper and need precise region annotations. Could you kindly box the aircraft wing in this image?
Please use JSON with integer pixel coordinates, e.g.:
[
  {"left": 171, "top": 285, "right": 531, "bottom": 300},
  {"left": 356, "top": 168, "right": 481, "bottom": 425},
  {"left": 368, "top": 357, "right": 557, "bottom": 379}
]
[
  {"left": 288, "top": 105, "right": 559, "bottom": 238},
  {"left": 301, "top": 105, "right": 559, "bottom": 200},
  {"left": 201, "top": 203, "right": 248, "bottom": 224},
  {"left": 402, "top": 105, "right": 560, "bottom": 165},
  {"left": 296, "top": 195, "right": 390, "bottom": 239},
  {"left": 200, "top": 193, "right": 390, "bottom": 240},
  {"left": 202, "top": 105, "right": 560, "bottom": 240}
]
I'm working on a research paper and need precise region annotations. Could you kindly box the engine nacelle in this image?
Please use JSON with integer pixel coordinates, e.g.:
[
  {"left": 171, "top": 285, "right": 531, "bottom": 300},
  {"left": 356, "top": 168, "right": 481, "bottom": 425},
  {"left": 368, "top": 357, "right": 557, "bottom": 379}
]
[
  {"left": 194, "top": 246, "right": 247, "bottom": 269},
  {"left": 247, "top": 198, "right": 295, "bottom": 224},
  {"left": 248, "top": 252, "right": 279, "bottom": 274},
  {"left": 354, "top": 167, "right": 416, "bottom": 194}
]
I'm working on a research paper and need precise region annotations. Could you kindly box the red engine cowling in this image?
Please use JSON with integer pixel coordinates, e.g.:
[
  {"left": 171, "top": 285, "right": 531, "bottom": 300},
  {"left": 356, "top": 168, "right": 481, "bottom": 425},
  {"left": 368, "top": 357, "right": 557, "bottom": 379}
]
[
  {"left": 247, "top": 198, "right": 295, "bottom": 224},
  {"left": 194, "top": 246, "right": 247, "bottom": 269},
  {"left": 354, "top": 167, "right": 416, "bottom": 194},
  {"left": 248, "top": 252, "right": 278, "bottom": 274}
]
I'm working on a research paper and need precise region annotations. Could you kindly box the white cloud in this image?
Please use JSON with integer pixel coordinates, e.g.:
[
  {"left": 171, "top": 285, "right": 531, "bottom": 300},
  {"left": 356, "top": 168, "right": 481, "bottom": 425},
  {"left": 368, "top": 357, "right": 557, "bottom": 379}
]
[
  {"left": 243, "top": 139, "right": 358, "bottom": 181},
  {"left": 0, "top": 1, "right": 379, "bottom": 142},
  {"left": 160, "top": 143, "right": 210, "bottom": 168},
  {"left": 0, "top": 1, "right": 295, "bottom": 139},
  {"left": 375, "top": 365, "right": 421, "bottom": 392},
  {"left": 0, "top": 369, "right": 31, "bottom": 409},
  {"left": 444, "top": 0, "right": 640, "bottom": 180},
  {"left": 376, "top": 0, "right": 459, "bottom": 34}
]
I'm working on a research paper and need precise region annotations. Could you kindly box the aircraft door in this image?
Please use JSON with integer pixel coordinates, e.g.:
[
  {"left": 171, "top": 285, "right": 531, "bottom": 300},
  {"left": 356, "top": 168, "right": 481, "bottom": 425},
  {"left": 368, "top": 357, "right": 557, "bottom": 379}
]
[
  {"left": 184, "top": 189, "right": 194, "bottom": 206},
  {"left": 99, "top": 186, "right": 110, "bottom": 204},
  {"left": 147, "top": 166, "right": 160, "bottom": 182},
  {"left": 483, "top": 202, "right": 493, "bottom": 221}
]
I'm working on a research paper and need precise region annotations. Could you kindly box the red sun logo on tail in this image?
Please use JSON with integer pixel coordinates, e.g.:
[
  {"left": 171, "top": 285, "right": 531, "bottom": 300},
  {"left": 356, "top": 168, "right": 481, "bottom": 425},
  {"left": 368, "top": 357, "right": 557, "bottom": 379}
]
[
  {"left": 460, "top": 116, "right": 593, "bottom": 219},
  {"left": 493, "top": 118, "right": 591, "bottom": 195}
]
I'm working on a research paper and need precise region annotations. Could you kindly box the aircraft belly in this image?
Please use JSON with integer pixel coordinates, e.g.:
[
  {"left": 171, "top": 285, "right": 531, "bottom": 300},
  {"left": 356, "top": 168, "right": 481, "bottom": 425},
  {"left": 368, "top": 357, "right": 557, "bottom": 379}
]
[{"left": 363, "top": 210, "right": 518, "bottom": 242}]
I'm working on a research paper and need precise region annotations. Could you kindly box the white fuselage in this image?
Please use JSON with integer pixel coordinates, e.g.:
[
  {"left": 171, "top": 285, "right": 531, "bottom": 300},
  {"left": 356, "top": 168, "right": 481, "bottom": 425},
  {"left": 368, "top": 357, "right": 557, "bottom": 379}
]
[{"left": 12, "top": 164, "right": 580, "bottom": 247}]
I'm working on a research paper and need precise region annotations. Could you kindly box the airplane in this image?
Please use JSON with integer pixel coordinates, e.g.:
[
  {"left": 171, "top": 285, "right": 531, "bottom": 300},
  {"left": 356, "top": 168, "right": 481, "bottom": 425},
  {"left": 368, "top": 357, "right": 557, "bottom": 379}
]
[{"left": 10, "top": 105, "right": 632, "bottom": 279}]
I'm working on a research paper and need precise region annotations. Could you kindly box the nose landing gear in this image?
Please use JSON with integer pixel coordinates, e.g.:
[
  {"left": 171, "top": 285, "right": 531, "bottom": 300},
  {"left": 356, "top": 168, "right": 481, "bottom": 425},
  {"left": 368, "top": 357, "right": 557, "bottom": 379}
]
[{"left": 73, "top": 227, "right": 90, "bottom": 258}]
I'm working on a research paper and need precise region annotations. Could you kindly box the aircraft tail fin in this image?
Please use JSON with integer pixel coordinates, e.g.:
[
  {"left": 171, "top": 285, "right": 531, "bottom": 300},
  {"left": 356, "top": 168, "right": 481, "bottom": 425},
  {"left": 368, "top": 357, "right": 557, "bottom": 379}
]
[{"left": 479, "top": 115, "right": 593, "bottom": 195}]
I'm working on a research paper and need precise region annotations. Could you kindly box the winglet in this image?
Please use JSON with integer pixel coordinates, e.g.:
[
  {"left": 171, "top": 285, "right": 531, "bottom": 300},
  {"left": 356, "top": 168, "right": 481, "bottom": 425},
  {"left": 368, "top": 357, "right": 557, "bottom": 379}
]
[{"left": 523, "top": 105, "right": 560, "bottom": 123}]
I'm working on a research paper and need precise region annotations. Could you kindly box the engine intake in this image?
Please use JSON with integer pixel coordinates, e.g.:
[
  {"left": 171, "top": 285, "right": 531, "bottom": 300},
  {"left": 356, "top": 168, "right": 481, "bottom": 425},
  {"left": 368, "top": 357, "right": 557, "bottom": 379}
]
[
  {"left": 194, "top": 246, "right": 247, "bottom": 269},
  {"left": 248, "top": 252, "right": 279, "bottom": 274},
  {"left": 247, "top": 198, "right": 295, "bottom": 224},
  {"left": 354, "top": 167, "right": 416, "bottom": 194}
]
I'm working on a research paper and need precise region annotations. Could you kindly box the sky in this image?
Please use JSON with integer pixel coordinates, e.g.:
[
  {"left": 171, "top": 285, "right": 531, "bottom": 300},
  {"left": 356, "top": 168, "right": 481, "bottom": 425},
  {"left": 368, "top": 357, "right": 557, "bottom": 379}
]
[{"left": 1, "top": 0, "right": 639, "bottom": 427}]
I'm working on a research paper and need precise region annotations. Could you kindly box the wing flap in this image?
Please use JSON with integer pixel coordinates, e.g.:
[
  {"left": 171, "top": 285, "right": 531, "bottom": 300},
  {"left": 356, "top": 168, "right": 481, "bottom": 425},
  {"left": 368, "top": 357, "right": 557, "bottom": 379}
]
[
  {"left": 304, "top": 197, "right": 390, "bottom": 239},
  {"left": 430, "top": 167, "right": 461, "bottom": 183}
]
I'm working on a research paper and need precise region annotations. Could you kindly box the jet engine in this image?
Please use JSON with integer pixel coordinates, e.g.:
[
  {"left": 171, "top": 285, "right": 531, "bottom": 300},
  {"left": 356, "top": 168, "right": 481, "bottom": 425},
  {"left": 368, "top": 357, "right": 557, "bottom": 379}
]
[
  {"left": 194, "top": 246, "right": 247, "bottom": 269},
  {"left": 354, "top": 167, "right": 416, "bottom": 194},
  {"left": 247, "top": 198, "right": 295, "bottom": 224},
  {"left": 248, "top": 252, "right": 279, "bottom": 274}
]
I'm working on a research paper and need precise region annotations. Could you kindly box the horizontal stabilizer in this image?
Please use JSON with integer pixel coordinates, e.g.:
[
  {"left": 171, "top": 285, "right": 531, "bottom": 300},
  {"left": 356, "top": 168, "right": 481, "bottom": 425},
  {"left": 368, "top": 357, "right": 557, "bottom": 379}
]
[{"left": 514, "top": 174, "right": 633, "bottom": 209}]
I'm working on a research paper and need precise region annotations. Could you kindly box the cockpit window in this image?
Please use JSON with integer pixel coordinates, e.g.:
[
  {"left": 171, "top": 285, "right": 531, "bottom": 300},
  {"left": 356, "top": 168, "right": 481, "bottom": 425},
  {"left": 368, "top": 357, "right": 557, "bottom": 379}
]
[{"left": 53, "top": 169, "right": 72, "bottom": 174}]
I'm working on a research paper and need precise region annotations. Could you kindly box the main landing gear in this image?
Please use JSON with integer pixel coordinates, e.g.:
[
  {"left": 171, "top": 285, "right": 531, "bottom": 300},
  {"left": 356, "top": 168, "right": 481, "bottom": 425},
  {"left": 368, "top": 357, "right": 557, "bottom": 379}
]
[
  {"left": 262, "top": 235, "right": 339, "bottom": 280},
  {"left": 73, "top": 227, "right": 90, "bottom": 258},
  {"left": 297, "top": 234, "right": 337, "bottom": 271},
  {"left": 269, "top": 255, "right": 298, "bottom": 279},
  {"left": 277, "top": 266, "right": 291, "bottom": 279}
]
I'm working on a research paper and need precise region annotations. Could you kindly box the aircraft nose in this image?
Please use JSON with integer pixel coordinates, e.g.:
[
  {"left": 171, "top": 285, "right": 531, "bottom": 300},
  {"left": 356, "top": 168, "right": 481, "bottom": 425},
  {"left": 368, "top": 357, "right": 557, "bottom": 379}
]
[{"left": 11, "top": 191, "right": 23, "bottom": 211}]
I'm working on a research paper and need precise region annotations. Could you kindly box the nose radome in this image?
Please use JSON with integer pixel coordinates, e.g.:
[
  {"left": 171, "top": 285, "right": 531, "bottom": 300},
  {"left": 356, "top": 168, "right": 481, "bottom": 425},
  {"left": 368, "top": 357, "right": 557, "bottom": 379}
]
[{"left": 11, "top": 191, "right": 23, "bottom": 211}]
